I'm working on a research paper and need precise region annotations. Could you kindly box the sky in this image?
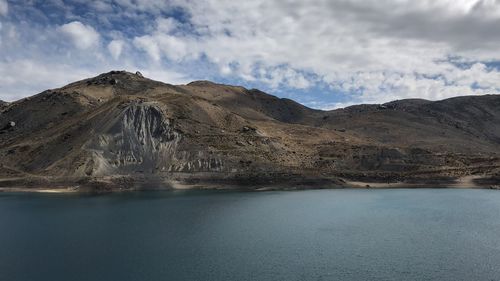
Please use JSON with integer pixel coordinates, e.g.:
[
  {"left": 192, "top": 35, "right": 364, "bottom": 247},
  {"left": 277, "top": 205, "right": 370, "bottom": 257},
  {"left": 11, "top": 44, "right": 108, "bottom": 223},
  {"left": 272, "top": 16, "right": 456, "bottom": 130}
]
[{"left": 0, "top": 0, "right": 500, "bottom": 109}]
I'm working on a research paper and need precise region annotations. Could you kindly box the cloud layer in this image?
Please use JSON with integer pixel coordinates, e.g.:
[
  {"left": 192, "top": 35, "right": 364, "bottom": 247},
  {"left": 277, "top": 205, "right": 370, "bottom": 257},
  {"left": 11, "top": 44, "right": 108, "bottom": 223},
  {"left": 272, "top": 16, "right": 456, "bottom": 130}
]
[{"left": 0, "top": 0, "right": 499, "bottom": 108}]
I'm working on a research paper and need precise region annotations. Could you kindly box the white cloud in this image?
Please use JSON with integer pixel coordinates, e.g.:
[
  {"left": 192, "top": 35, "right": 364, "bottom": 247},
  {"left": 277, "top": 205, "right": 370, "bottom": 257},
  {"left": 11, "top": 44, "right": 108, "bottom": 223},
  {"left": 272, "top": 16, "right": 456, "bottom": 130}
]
[
  {"left": 2, "top": 0, "right": 500, "bottom": 106},
  {"left": 155, "top": 34, "right": 190, "bottom": 61},
  {"left": 90, "top": 1, "right": 113, "bottom": 12},
  {"left": 0, "top": 59, "right": 96, "bottom": 101},
  {"left": 220, "top": 64, "right": 232, "bottom": 75},
  {"left": 256, "top": 67, "right": 312, "bottom": 89},
  {"left": 0, "top": 0, "right": 7, "bottom": 16},
  {"left": 133, "top": 18, "right": 196, "bottom": 62},
  {"left": 156, "top": 18, "right": 180, "bottom": 33},
  {"left": 0, "top": 18, "right": 189, "bottom": 101},
  {"left": 137, "top": 67, "right": 190, "bottom": 85},
  {"left": 133, "top": 35, "right": 161, "bottom": 62},
  {"left": 59, "top": 21, "right": 100, "bottom": 50},
  {"left": 0, "top": 56, "right": 190, "bottom": 102},
  {"left": 108, "top": 40, "right": 124, "bottom": 60},
  {"left": 124, "top": 0, "right": 500, "bottom": 103}
]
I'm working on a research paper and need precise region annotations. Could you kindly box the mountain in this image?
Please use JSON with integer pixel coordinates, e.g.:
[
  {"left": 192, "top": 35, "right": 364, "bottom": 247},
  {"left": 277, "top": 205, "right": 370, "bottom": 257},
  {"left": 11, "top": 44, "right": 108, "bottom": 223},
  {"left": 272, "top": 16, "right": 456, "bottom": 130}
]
[{"left": 1, "top": 71, "right": 499, "bottom": 191}]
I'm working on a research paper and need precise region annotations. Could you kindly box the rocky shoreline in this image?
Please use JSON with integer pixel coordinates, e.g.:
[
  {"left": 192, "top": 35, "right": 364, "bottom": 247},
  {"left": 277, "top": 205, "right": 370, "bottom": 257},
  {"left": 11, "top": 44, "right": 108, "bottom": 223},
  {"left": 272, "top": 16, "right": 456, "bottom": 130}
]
[{"left": 1, "top": 174, "right": 499, "bottom": 193}]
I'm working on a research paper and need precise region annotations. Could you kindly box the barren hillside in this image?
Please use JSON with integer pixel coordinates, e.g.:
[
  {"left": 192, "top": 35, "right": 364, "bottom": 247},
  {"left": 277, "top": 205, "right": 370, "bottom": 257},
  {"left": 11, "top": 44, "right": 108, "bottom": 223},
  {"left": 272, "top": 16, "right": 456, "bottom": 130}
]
[{"left": 1, "top": 71, "right": 499, "bottom": 191}]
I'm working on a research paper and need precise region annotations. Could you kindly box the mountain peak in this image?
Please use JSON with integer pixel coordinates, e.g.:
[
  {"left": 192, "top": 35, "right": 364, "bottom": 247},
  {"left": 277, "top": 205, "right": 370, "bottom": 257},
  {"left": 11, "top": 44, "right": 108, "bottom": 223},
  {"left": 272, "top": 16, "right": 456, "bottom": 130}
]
[
  {"left": 60, "top": 70, "right": 150, "bottom": 89},
  {"left": 87, "top": 70, "right": 147, "bottom": 84}
]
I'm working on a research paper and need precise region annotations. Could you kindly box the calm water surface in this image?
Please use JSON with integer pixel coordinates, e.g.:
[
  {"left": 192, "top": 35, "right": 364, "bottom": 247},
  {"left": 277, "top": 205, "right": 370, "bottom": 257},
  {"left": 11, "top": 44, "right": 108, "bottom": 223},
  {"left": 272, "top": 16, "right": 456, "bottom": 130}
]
[{"left": 1, "top": 189, "right": 500, "bottom": 281}]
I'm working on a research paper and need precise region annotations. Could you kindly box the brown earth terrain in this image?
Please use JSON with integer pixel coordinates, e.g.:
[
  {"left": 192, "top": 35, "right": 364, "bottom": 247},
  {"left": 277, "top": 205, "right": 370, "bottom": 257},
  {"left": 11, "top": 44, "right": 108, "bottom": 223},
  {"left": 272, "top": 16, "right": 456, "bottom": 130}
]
[{"left": 1, "top": 71, "right": 499, "bottom": 192}]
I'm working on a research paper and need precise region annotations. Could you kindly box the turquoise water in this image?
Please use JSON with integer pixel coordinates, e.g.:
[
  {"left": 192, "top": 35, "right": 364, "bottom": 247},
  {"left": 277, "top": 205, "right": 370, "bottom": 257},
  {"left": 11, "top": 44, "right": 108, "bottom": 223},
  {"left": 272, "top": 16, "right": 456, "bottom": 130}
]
[{"left": 1, "top": 189, "right": 500, "bottom": 281}]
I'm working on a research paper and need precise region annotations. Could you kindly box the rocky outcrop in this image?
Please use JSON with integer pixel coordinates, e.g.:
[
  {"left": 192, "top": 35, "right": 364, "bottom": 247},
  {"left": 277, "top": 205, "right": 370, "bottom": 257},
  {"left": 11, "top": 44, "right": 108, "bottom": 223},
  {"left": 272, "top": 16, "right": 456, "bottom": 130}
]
[{"left": 82, "top": 102, "right": 224, "bottom": 176}]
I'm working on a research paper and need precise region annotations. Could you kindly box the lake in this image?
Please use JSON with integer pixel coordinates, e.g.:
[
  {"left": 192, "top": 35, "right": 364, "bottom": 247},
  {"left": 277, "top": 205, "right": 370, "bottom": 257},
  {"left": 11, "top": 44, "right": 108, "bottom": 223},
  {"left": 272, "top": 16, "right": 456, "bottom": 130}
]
[{"left": 1, "top": 189, "right": 500, "bottom": 281}]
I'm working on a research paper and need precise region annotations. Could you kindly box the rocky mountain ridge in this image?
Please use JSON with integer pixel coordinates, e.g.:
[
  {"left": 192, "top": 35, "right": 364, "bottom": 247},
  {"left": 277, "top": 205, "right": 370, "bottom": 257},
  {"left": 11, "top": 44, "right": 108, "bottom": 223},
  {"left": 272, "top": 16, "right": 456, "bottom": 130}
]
[{"left": 1, "top": 71, "right": 499, "bottom": 191}]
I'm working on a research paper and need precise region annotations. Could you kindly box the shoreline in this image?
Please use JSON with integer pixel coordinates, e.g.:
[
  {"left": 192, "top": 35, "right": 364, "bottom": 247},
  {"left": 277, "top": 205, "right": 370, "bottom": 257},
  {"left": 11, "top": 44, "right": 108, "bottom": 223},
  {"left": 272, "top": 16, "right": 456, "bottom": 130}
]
[
  {"left": 0, "top": 187, "right": 82, "bottom": 193},
  {"left": 0, "top": 175, "right": 498, "bottom": 193},
  {"left": 345, "top": 175, "right": 491, "bottom": 189}
]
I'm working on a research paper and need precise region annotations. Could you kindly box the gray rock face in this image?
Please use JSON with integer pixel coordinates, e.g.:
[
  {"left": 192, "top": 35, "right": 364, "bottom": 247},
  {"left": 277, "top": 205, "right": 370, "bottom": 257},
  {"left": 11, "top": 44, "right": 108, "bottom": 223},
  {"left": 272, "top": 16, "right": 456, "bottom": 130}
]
[
  {"left": 86, "top": 103, "right": 182, "bottom": 175},
  {"left": 85, "top": 102, "right": 224, "bottom": 177}
]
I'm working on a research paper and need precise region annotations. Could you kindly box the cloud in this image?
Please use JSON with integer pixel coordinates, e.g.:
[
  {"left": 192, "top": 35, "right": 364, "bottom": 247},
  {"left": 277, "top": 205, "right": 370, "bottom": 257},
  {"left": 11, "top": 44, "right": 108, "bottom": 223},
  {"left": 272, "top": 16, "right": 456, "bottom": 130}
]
[
  {"left": 90, "top": 1, "right": 114, "bottom": 12},
  {"left": 136, "top": 67, "right": 190, "bottom": 85},
  {"left": 0, "top": 59, "right": 96, "bottom": 101},
  {"left": 1, "top": 0, "right": 500, "bottom": 107},
  {"left": 133, "top": 0, "right": 500, "bottom": 103},
  {"left": 0, "top": 0, "right": 7, "bottom": 16},
  {"left": 0, "top": 57, "right": 191, "bottom": 101},
  {"left": 133, "top": 35, "right": 161, "bottom": 62},
  {"left": 0, "top": 14, "right": 188, "bottom": 101},
  {"left": 133, "top": 18, "right": 195, "bottom": 62},
  {"left": 59, "top": 21, "right": 100, "bottom": 50},
  {"left": 108, "top": 39, "right": 124, "bottom": 60}
]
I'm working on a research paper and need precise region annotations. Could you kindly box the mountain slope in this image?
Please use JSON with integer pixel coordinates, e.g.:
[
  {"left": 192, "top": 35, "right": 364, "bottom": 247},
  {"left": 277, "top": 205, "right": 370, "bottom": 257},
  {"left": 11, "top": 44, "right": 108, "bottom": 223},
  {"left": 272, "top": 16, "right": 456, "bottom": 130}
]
[{"left": 1, "top": 71, "right": 499, "bottom": 191}]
